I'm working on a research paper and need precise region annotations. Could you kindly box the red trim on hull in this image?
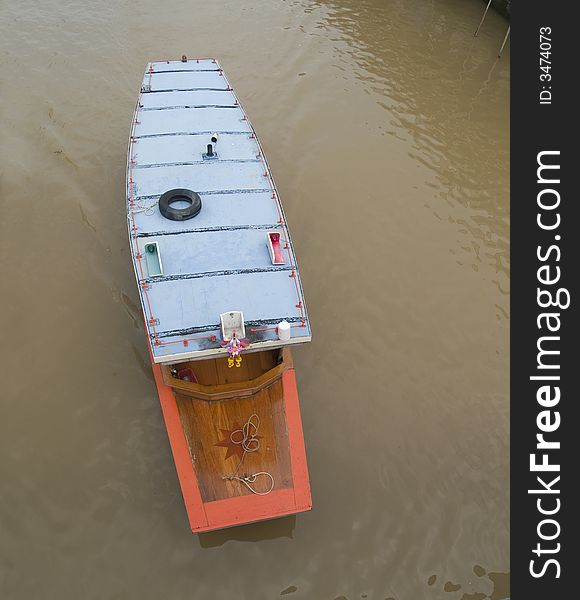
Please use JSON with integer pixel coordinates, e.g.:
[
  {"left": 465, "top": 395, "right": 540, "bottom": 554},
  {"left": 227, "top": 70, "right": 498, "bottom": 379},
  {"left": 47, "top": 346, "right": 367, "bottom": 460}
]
[
  {"left": 283, "top": 369, "right": 312, "bottom": 510},
  {"left": 151, "top": 360, "right": 208, "bottom": 529}
]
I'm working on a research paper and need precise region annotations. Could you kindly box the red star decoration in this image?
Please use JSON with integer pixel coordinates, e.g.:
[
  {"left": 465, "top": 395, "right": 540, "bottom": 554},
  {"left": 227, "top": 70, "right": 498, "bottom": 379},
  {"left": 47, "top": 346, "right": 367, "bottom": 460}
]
[{"left": 215, "top": 422, "right": 262, "bottom": 460}]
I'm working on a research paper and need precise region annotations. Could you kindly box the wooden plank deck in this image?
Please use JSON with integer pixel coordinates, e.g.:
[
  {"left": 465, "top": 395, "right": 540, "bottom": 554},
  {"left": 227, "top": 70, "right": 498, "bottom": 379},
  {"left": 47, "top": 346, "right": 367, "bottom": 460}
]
[{"left": 175, "top": 378, "right": 292, "bottom": 502}]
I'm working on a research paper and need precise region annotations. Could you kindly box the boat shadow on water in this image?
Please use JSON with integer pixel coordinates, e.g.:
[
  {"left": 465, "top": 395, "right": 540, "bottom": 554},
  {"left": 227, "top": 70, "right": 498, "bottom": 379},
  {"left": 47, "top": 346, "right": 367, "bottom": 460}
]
[{"left": 198, "top": 515, "right": 296, "bottom": 548}]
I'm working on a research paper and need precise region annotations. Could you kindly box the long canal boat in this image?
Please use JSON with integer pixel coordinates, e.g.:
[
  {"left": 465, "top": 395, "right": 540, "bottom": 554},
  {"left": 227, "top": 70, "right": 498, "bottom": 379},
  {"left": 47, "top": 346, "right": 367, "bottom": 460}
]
[{"left": 126, "top": 58, "right": 312, "bottom": 532}]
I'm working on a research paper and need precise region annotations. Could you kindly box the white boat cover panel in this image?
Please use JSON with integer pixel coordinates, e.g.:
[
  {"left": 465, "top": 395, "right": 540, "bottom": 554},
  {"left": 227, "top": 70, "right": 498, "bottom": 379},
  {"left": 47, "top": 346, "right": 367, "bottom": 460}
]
[{"left": 127, "top": 59, "right": 311, "bottom": 363}]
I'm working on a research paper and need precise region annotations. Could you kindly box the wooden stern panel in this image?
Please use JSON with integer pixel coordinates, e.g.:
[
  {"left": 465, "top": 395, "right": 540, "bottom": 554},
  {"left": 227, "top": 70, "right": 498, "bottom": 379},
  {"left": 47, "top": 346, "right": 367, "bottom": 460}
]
[
  {"left": 150, "top": 350, "right": 311, "bottom": 532},
  {"left": 175, "top": 378, "right": 292, "bottom": 502}
]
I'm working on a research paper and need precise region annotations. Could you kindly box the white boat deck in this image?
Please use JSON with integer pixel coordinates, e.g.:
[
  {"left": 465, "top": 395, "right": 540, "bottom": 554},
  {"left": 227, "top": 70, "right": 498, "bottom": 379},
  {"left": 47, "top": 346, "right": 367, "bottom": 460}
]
[{"left": 126, "top": 59, "right": 311, "bottom": 363}]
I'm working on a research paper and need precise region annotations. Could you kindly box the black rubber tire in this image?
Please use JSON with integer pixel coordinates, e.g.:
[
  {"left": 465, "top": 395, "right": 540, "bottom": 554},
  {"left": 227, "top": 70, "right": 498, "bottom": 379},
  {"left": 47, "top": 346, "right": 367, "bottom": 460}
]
[{"left": 158, "top": 189, "right": 202, "bottom": 221}]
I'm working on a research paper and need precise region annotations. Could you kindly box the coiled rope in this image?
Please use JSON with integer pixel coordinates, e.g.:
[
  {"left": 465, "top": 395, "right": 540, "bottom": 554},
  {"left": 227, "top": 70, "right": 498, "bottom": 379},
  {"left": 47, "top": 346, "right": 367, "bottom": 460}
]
[
  {"left": 221, "top": 414, "right": 274, "bottom": 496},
  {"left": 133, "top": 199, "right": 157, "bottom": 215}
]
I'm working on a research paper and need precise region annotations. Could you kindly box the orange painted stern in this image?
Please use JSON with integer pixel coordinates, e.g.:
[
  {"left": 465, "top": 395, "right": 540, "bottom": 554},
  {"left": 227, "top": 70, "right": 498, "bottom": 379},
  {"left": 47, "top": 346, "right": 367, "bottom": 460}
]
[{"left": 150, "top": 355, "right": 312, "bottom": 533}]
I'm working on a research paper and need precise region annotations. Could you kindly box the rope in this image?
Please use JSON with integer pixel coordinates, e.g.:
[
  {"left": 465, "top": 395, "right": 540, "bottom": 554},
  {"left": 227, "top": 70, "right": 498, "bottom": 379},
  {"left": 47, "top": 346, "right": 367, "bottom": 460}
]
[
  {"left": 221, "top": 414, "right": 275, "bottom": 496},
  {"left": 132, "top": 199, "right": 158, "bottom": 216},
  {"left": 231, "top": 413, "right": 261, "bottom": 457},
  {"left": 222, "top": 471, "right": 274, "bottom": 496}
]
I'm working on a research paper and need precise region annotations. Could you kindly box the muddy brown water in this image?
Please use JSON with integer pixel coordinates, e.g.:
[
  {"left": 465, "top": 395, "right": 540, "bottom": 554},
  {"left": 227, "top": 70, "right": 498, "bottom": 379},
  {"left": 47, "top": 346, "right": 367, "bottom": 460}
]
[{"left": 0, "top": 1, "right": 509, "bottom": 598}]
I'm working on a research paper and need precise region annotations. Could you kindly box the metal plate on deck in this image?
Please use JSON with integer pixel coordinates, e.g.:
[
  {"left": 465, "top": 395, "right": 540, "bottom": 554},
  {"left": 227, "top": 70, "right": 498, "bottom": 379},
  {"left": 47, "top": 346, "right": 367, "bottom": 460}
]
[
  {"left": 146, "top": 70, "right": 229, "bottom": 92},
  {"left": 127, "top": 59, "right": 311, "bottom": 363}
]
